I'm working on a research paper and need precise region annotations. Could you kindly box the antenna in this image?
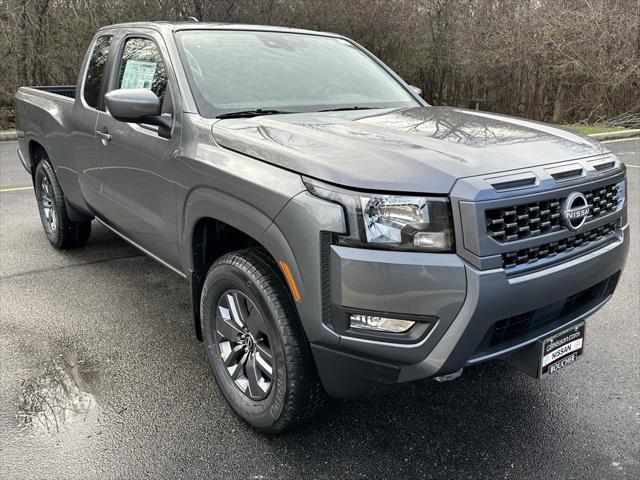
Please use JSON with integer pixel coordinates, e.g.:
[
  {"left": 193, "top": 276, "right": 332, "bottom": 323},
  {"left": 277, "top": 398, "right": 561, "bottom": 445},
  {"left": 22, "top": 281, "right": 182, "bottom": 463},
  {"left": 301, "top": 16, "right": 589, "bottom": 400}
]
[{"left": 186, "top": 16, "right": 199, "bottom": 22}]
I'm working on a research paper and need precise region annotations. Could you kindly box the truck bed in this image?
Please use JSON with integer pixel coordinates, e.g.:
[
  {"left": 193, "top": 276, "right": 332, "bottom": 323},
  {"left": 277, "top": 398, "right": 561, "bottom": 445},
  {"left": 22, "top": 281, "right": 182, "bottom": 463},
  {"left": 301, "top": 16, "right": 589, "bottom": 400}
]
[{"left": 14, "top": 86, "right": 77, "bottom": 178}]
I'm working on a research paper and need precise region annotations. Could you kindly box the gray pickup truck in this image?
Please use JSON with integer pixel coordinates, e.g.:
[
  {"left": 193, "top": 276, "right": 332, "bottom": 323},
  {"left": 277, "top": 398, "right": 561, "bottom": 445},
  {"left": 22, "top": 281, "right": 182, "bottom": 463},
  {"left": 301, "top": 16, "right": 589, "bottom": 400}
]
[{"left": 14, "top": 22, "right": 629, "bottom": 433}]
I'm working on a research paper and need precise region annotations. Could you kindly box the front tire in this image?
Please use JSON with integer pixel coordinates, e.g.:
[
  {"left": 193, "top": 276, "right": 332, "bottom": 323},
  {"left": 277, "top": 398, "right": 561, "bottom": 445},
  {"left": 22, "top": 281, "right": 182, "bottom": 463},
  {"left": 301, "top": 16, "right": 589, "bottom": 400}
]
[
  {"left": 201, "top": 248, "right": 325, "bottom": 433},
  {"left": 34, "top": 158, "right": 91, "bottom": 249}
]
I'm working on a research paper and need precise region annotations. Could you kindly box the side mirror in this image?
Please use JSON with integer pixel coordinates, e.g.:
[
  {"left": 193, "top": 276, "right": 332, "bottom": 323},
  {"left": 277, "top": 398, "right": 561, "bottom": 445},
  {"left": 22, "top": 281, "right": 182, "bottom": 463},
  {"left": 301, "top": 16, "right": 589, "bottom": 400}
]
[
  {"left": 408, "top": 85, "right": 423, "bottom": 97},
  {"left": 104, "top": 88, "right": 172, "bottom": 136}
]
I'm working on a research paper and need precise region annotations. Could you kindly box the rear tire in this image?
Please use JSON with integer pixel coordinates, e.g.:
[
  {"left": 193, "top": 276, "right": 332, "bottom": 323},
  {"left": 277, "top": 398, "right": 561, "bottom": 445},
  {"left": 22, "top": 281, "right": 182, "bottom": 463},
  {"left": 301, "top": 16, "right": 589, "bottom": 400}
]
[
  {"left": 201, "top": 248, "right": 325, "bottom": 434},
  {"left": 34, "top": 158, "right": 91, "bottom": 249}
]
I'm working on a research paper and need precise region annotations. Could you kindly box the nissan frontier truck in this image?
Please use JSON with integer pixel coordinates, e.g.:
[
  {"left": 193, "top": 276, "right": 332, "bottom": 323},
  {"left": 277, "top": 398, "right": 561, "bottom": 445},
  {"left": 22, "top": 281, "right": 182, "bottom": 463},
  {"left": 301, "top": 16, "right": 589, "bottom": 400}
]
[{"left": 14, "top": 22, "right": 629, "bottom": 433}]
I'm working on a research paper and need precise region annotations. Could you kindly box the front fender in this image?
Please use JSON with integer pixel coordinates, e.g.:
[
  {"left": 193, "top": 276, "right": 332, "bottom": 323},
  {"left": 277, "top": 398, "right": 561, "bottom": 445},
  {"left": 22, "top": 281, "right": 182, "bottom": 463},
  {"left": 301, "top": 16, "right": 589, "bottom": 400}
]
[
  {"left": 269, "top": 191, "right": 347, "bottom": 347},
  {"left": 180, "top": 185, "right": 295, "bottom": 271}
]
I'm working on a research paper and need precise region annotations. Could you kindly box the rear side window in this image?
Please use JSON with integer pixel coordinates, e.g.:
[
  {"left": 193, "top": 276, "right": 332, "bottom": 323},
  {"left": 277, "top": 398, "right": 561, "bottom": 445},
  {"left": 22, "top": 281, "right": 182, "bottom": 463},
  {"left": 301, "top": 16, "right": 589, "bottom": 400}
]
[
  {"left": 116, "top": 38, "right": 168, "bottom": 102},
  {"left": 83, "top": 35, "right": 112, "bottom": 109}
]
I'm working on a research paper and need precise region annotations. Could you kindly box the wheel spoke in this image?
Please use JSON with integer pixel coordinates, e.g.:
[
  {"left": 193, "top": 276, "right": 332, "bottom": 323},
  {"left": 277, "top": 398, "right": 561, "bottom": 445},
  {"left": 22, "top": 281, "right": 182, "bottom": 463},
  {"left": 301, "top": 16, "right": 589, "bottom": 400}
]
[
  {"left": 223, "top": 344, "right": 245, "bottom": 368},
  {"left": 231, "top": 351, "right": 250, "bottom": 380},
  {"left": 255, "top": 343, "right": 273, "bottom": 379},
  {"left": 42, "top": 181, "right": 52, "bottom": 201},
  {"left": 245, "top": 353, "right": 265, "bottom": 398},
  {"left": 227, "top": 292, "right": 248, "bottom": 327},
  {"left": 256, "top": 342, "right": 272, "bottom": 362},
  {"left": 246, "top": 307, "right": 267, "bottom": 337},
  {"left": 216, "top": 316, "right": 244, "bottom": 342}
]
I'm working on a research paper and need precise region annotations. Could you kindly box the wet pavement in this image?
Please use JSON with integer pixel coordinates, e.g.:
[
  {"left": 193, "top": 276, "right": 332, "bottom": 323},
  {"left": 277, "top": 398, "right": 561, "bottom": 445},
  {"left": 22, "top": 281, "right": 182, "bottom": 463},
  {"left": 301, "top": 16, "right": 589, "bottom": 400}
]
[{"left": 1, "top": 139, "right": 639, "bottom": 479}]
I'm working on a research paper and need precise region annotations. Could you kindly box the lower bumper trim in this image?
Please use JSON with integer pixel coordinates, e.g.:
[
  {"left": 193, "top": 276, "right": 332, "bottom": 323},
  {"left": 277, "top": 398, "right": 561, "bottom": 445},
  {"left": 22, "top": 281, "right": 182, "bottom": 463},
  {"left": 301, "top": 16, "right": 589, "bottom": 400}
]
[
  {"left": 310, "top": 344, "right": 400, "bottom": 399},
  {"left": 467, "top": 293, "right": 611, "bottom": 365}
]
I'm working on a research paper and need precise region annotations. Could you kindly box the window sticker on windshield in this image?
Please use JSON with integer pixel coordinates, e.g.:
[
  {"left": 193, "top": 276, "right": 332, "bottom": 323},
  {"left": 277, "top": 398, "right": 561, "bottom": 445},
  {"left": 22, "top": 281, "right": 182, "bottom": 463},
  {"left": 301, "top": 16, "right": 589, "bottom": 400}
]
[{"left": 121, "top": 60, "right": 157, "bottom": 89}]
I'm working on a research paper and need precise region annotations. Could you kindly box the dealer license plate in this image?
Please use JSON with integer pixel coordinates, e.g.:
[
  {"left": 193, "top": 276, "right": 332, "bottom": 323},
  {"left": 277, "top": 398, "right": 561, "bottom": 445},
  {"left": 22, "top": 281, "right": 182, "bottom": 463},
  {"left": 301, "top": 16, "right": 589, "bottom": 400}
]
[{"left": 540, "top": 322, "right": 586, "bottom": 376}]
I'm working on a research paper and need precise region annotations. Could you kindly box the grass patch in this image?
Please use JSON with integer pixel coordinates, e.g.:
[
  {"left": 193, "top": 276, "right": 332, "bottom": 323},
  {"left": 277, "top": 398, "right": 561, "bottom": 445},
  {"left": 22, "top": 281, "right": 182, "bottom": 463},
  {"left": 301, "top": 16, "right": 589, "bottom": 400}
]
[{"left": 563, "top": 124, "right": 628, "bottom": 135}]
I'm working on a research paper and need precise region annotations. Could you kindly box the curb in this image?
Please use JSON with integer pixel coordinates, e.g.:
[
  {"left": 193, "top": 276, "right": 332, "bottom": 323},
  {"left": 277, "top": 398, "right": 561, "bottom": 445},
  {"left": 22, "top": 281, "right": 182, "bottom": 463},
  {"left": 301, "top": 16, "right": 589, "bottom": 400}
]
[
  {"left": 0, "top": 130, "right": 17, "bottom": 141},
  {"left": 589, "top": 129, "right": 640, "bottom": 141}
]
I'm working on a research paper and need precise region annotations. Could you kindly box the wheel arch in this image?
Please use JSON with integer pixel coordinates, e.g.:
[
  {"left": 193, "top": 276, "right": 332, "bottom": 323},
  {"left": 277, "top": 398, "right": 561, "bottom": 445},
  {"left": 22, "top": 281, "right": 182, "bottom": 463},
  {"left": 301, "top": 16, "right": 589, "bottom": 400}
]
[
  {"left": 27, "top": 139, "right": 49, "bottom": 176},
  {"left": 183, "top": 188, "right": 303, "bottom": 340},
  {"left": 26, "top": 138, "right": 93, "bottom": 222}
]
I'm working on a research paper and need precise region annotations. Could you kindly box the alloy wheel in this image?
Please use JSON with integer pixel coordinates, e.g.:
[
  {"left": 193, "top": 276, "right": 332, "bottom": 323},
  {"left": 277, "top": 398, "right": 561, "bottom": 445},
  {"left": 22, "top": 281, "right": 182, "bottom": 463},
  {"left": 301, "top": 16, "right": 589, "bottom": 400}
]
[
  {"left": 39, "top": 175, "right": 57, "bottom": 233},
  {"left": 214, "top": 290, "right": 274, "bottom": 400}
]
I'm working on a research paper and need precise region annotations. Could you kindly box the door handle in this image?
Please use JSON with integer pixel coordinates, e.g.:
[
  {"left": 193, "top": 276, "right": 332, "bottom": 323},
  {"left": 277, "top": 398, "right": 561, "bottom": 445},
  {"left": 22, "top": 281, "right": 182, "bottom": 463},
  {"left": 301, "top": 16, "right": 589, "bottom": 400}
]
[{"left": 96, "top": 129, "right": 111, "bottom": 143}]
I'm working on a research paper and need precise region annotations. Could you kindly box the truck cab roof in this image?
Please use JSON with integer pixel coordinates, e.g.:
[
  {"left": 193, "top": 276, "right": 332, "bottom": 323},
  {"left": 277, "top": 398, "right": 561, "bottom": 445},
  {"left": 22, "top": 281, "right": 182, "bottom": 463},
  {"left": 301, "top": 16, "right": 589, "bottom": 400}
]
[{"left": 97, "top": 21, "right": 341, "bottom": 38}]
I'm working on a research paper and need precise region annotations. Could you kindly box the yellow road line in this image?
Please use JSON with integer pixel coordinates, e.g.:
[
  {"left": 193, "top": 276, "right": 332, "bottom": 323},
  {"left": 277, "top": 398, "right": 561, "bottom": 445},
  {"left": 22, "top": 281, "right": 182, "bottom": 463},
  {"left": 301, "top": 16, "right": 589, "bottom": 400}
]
[
  {"left": 0, "top": 185, "right": 32, "bottom": 193},
  {"left": 601, "top": 137, "right": 640, "bottom": 144},
  {"left": 625, "top": 164, "right": 640, "bottom": 168}
]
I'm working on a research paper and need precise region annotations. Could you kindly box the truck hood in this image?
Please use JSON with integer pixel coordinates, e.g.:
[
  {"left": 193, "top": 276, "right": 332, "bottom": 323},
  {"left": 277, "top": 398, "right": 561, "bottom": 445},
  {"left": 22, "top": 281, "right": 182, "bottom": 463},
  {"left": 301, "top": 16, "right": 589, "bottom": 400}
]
[{"left": 211, "top": 106, "right": 608, "bottom": 193}]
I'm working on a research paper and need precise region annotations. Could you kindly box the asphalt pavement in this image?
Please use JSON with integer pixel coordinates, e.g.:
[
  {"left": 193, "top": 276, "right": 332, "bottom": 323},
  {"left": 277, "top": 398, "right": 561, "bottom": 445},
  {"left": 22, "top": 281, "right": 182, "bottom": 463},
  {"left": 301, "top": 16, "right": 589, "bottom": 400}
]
[{"left": 0, "top": 138, "right": 638, "bottom": 479}]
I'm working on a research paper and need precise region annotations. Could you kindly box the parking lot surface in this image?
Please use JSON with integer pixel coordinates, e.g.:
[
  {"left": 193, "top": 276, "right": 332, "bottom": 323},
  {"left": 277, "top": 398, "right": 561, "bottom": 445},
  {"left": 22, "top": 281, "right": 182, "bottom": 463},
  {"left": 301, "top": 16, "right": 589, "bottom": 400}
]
[{"left": 1, "top": 138, "right": 638, "bottom": 479}]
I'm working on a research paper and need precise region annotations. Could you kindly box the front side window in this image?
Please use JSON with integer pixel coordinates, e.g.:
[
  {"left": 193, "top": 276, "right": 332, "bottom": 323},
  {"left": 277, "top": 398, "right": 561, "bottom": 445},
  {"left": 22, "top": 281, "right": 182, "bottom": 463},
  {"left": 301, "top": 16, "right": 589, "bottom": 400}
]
[
  {"left": 116, "top": 37, "right": 168, "bottom": 102},
  {"left": 175, "top": 30, "right": 418, "bottom": 117},
  {"left": 83, "top": 35, "right": 112, "bottom": 109}
]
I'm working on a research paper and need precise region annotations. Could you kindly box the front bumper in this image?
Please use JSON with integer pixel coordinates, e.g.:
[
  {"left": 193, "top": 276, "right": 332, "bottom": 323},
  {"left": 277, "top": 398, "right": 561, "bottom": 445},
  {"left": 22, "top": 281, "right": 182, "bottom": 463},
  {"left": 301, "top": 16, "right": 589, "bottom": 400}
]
[{"left": 311, "top": 222, "right": 629, "bottom": 398}]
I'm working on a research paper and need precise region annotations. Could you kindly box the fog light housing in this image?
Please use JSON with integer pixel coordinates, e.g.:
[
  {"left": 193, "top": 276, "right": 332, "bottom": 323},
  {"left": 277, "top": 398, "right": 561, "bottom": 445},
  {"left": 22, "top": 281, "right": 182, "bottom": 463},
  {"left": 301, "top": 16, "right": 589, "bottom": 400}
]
[{"left": 349, "top": 314, "right": 415, "bottom": 333}]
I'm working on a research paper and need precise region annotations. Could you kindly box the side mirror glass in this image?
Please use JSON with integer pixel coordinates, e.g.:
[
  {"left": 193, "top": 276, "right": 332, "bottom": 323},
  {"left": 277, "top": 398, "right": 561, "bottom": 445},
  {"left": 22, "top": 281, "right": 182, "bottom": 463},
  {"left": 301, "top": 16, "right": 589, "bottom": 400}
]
[{"left": 409, "top": 85, "right": 423, "bottom": 97}]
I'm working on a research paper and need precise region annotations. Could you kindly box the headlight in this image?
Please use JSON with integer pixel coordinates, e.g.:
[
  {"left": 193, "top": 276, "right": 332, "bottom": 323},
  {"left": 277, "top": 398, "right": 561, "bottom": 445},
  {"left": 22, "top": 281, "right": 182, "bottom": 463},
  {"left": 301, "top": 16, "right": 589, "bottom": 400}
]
[{"left": 305, "top": 179, "right": 454, "bottom": 252}]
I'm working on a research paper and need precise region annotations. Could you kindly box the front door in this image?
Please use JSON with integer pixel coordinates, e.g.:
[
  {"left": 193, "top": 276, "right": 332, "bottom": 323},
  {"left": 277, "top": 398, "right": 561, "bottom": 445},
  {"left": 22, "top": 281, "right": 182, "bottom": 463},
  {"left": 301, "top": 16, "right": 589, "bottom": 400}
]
[{"left": 93, "top": 34, "right": 182, "bottom": 268}]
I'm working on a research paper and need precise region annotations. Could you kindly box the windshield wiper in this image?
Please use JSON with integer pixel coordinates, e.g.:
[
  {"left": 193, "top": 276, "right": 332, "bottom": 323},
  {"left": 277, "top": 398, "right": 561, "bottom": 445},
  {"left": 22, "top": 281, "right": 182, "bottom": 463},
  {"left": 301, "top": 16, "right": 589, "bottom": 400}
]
[
  {"left": 318, "top": 106, "right": 379, "bottom": 112},
  {"left": 216, "top": 109, "right": 294, "bottom": 119}
]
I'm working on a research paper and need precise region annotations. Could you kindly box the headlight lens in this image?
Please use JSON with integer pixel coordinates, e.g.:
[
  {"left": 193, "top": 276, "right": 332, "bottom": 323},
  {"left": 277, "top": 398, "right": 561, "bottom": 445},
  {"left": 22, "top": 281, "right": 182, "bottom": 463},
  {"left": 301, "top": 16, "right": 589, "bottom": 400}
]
[
  {"left": 360, "top": 195, "right": 453, "bottom": 250},
  {"left": 305, "top": 179, "right": 454, "bottom": 252}
]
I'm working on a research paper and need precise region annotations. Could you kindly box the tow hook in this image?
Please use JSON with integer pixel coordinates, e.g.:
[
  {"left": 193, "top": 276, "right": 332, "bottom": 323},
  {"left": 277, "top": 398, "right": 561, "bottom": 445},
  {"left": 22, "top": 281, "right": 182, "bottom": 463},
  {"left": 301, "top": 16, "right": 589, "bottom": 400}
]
[{"left": 433, "top": 368, "right": 463, "bottom": 382}]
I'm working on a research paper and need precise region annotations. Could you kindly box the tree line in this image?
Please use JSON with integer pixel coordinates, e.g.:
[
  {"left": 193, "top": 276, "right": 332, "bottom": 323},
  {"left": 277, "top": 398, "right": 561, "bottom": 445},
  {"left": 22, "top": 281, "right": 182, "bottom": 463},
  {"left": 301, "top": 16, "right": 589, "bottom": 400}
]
[{"left": 1, "top": 0, "right": 638, "bottom": 129}]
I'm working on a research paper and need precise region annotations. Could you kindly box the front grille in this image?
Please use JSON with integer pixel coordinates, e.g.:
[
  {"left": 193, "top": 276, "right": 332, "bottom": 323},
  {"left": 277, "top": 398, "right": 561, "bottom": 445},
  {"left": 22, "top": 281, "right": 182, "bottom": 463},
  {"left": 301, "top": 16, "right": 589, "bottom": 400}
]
[
  {"left": 584, "top": 183, "right": 620, "bottom": 219},
  {"left": 486, "top": 182, "right": 620, "bottom": 242},
  {"left": 486, "top": 273, "right": 619, "bottom": 348},
  {"left": 502, "top": 221, "right": 618, "bottom": 269}
]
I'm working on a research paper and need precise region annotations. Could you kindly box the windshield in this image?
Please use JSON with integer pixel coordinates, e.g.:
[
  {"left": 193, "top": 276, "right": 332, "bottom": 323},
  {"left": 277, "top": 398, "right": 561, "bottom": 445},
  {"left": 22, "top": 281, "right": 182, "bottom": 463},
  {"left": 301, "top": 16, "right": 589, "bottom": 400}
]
[{"left": 174, "top": 30, "right": 419, "bottom": 117}]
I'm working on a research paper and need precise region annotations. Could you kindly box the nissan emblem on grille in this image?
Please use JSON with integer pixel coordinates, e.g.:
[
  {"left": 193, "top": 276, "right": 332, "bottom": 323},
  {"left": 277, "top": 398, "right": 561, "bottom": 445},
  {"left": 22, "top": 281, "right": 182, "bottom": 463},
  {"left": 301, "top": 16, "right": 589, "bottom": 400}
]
[{"left": 561, "top": 192, "right": 590, "bottom": 231}]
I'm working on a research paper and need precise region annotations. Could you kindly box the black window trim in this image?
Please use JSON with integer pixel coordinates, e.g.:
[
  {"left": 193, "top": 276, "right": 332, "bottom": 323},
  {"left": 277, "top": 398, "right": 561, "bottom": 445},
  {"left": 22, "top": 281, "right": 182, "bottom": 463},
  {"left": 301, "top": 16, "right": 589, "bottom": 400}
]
[
  {"left": 101, "top": 30, "right": 179, "bottom": 133},
  {"left": 80, "top": 33, "right": 115, "bottom": 112}
]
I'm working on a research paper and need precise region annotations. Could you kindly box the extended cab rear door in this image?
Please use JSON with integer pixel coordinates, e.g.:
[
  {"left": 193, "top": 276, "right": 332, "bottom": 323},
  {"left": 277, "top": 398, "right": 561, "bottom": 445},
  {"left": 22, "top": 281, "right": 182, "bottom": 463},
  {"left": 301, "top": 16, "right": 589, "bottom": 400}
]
[
  {"left": 70, "top": 33, "right": 114, "bottom": 211},
  {"left": 92, "top": 29, "right": 183, "bottom": 269}
]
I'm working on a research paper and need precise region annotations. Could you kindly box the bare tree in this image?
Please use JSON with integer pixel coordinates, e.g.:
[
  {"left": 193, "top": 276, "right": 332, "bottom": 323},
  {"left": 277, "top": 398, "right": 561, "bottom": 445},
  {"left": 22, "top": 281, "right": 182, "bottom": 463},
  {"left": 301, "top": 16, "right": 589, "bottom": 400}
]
[{"left": 1, "top": 0, "right": 638, "bottom": 129}]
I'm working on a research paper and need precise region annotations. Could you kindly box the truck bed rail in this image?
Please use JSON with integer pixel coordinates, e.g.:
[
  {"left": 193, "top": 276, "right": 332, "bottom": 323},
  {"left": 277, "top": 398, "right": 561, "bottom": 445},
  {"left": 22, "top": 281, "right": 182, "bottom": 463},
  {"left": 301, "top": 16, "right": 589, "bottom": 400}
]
[{"left": 31, "top": 85, "right": 76, "bottom": 99}]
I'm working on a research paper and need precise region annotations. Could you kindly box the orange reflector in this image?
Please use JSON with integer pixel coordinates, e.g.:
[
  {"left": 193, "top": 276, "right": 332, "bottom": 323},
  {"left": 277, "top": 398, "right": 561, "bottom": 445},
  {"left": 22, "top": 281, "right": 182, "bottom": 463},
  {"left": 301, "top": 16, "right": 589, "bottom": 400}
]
[{"left": 278, "top": 261, "right": 302, "bottom": 303}]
